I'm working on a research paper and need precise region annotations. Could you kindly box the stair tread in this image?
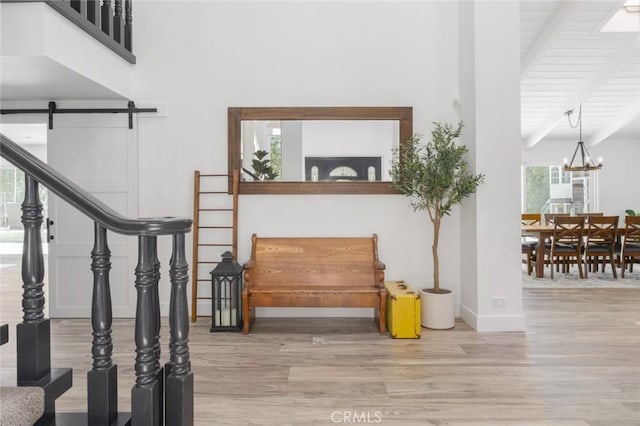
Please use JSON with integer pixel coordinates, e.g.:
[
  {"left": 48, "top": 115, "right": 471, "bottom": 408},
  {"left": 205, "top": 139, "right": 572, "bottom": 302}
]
[
  {"left": 18, "top": 367, "right": 73, "bottom": 405},
  {"left": 0, "top": 385, "right": 44, "bottom": 426},
  {"left": 49, "top": 412, "right": 131, "bottom": 426}
]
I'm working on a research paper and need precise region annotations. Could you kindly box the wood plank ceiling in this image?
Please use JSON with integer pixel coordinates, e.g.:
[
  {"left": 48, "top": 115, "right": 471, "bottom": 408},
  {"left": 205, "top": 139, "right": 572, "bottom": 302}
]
[{"left": 520, "top": 0, "right": 640, "bottom": 148}]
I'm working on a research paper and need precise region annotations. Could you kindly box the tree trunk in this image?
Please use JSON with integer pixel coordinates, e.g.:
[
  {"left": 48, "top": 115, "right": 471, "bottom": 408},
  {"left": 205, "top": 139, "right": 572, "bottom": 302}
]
[{"left": 432, "top": 217, "right": 440, "bottom": 293}]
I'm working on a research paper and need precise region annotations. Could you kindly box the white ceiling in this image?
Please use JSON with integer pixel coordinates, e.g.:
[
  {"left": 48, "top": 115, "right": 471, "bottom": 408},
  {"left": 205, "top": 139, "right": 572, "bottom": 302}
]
[
  {"left": 520, "top": 0, "right": 640, "bottom": 147},
  {"left": 0, "top": 123, "right": 47, "bottom": 146},
  {"left": 0, "top": 56, "right": 126, "bottom": 101}
]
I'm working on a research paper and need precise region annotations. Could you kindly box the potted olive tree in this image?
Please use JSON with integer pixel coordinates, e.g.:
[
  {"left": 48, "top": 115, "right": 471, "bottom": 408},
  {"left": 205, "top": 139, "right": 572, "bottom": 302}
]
[{"left": 390, "top": 122, "right": 484, "bottom": 329}]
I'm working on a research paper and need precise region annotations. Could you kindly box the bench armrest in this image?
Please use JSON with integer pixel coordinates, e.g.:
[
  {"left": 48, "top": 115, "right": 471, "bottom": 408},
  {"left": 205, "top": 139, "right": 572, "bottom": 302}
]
[
  {"left": 374, "top": 261, "right": 386, "bottom": 286},
  {"left": 243, "top": 260, "right": 255, "bottom": 287}
]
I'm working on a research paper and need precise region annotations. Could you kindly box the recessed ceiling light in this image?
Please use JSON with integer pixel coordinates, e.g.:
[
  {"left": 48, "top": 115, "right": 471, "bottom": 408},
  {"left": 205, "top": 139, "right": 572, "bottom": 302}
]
[
  {"left": 601, "top": 2, "right": 640, "bottom": 33},
  {"left": 624, "top": 0, "right": 640, "bottom": 13}
]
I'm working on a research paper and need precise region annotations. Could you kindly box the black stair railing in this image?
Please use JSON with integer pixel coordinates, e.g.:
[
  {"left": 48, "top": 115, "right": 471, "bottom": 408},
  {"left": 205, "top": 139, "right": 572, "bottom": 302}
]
[
  {"left": 0, "top": 133, "right": 193, "bottom": 426},
  {"left": 0, "top": 0, "right": 136, "bottom": 64}
]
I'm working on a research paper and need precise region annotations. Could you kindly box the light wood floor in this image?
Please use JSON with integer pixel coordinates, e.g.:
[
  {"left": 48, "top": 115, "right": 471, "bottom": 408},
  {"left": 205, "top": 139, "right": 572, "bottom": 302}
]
[{"left": 1, "top": 254, "right": 639, "bottom": 425}]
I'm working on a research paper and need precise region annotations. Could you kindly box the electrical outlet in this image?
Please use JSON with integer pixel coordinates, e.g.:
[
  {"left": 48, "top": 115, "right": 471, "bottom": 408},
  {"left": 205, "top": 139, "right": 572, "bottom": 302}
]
[{"left": 492, "top": 297, "right": 506, "bottom": 308}]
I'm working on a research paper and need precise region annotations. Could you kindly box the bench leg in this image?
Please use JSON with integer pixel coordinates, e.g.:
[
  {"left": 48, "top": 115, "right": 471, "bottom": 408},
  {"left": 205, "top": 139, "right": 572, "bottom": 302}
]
[
  {"left": 377, "top": 288, "right": 387, "bottom": 334},
  {"left": 242, "top": 290, "right": 250, "bottom": 335}
]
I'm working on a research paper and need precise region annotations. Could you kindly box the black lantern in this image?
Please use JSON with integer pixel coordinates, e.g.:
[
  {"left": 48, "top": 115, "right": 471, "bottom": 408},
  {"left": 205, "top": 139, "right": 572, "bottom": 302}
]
[{"left": 210, "top": 251, "right": 243, "bottom": 331}]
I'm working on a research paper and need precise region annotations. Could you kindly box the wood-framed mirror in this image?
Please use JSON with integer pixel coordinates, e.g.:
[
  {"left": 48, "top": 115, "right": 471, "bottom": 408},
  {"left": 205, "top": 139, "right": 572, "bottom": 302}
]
[{"left": 228, "top": 106, "right": 413, "bottom": 194}]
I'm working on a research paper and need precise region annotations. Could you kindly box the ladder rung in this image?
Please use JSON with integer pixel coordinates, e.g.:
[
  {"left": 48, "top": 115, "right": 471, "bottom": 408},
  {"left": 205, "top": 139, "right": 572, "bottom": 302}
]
[
  {"left": 196, "top": 296, "right": 213, "bottom": 300},
  {"left": 198, "top": 243, "right": 232, "bottom": 247},
  {"left": 196, "top": 261, "right": 219, "bottom": 264},
  {"left": 198, "top": 208, "right": 233, "bottom": 212},
  {"left": 199, "top": 191, "right": 228, "bottom": 194},
  {"left": 197, "top": 279, "right": 212, "bottom": 282},
  {"left": 198, "top": 226, "right": 233, "bottom": 229}
]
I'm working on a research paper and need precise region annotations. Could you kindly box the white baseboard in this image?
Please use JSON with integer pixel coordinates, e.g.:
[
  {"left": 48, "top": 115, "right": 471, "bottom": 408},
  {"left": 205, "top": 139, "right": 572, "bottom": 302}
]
[{"left": 459, "top": 304, "right": 525, "bottom": 332}]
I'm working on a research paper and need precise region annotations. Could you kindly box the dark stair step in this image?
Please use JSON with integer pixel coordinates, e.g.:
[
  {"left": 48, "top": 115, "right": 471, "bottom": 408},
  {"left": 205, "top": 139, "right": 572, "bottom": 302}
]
[{"left": 47, "top": 412, "right": 132, "bottom": 426}]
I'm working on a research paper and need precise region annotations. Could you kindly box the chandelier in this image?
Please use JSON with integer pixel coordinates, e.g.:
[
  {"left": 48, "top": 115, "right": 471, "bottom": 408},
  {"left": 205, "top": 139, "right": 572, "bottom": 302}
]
[{"left": 562, "top": 104, "right": 603, "bottom": 172}]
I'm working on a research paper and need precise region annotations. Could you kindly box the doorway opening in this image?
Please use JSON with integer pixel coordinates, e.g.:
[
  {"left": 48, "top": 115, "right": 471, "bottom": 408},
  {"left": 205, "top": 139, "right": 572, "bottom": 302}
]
[{"left": 0, "top": 123, "right": 49, "bottom": 321}]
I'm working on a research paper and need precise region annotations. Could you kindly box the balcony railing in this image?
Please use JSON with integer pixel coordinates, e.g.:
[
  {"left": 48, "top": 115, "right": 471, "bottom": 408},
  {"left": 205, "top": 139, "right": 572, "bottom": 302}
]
[{"left": 2, "top": 0, "right": 136, "bottom": 63}]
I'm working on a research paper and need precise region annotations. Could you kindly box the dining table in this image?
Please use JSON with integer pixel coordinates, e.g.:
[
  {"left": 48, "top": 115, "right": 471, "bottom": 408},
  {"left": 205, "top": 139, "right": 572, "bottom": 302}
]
[{"left": 521, "top": 223, "right": 626, "bottom": 278}]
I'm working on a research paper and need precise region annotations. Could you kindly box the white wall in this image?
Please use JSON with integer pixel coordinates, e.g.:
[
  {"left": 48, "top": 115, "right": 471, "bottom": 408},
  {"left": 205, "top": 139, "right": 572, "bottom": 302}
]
[
  {"left": 523, "top": 138, "right": 640, "bottom": 217},
  {"left": 132, "top": 1, "right": 462, "bottom": 317}
]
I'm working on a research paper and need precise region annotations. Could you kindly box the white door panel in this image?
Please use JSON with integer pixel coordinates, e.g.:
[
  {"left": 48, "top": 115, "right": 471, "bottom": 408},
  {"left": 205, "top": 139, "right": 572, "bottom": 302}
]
[
  {"left": 51, "top": 254, "right": 132, "bottom": 315},
  {"left": 48, "top": 114, "right": 137, "bottom": 318}
]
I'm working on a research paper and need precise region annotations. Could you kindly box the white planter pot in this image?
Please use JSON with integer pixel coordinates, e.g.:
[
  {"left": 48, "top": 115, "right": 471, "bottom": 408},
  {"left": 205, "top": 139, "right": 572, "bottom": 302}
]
[{"left": 420, "top": 288, "right": 455, "bottom": 329}]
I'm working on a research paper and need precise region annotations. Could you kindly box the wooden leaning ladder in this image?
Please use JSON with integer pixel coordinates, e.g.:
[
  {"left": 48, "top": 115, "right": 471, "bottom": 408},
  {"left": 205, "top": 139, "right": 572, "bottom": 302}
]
[{"left": 191, "top": 169, "right": 239, "bottom": 322}]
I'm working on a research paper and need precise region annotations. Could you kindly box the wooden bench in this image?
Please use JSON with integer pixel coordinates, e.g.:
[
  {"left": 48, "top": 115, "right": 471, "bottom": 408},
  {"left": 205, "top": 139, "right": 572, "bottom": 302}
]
[{"left": 242, "top": 234, "right": 387, "bottom": 334}]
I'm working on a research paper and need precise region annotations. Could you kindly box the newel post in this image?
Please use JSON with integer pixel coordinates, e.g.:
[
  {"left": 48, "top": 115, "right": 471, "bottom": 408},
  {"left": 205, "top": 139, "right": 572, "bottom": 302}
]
[
  {"left": 17, "top": 175, "right": 49, "bottom": 382},
  {"left": 17, "top": 175, "right": 59, "bottom": 423}
]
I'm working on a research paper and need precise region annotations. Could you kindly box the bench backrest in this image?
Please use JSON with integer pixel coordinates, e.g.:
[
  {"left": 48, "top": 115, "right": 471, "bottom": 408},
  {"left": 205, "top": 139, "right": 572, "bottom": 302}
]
[{"left": 249, "top": 235, "right": 381, "bottom": 288}]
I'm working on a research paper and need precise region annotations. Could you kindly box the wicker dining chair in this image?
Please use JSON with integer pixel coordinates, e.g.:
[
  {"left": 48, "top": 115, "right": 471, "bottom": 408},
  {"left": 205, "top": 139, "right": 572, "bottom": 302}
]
[
  {"left": 548, "top": 216, "right": 585, "bottom": 279},
  {"left": 621, "top": 215, "right": 640, "bottom": 278},
  {"left": 521, "top": 213, "right": 542, "bottom": 276},
  {"left": 583, "top": 215, "right": 618, "bottom": 278}
]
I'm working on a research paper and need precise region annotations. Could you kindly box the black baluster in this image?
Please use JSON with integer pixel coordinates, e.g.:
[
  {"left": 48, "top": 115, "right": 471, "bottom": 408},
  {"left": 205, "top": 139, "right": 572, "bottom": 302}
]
[
  {"left": 131, "top": 236, "right": 160, "bottom": 426},
  {"left": 17, "top": 175, "right": 49, "bottom": 381},
  {"left": 166, "top": 233, "right": 193, "bottom": 426},
  {"left": 113, "top": 0, "right": 124, "bottom": 45},
  {"left": 151, "top": 237, "right": 163, "bottom": 426},
  {"left": 88, "top": 223, "right": 118, "bottom": 425},
  {"left": 101, "top": 0, "right": 113, "bottom": 36},
  {"left": 124, "top": 0, "right": 133, "bottom": 52},
  {"left": 87, "top": 0, "right": 101, "bottom": 25},
  {"left": 70, "top": 0, "right": 87, "bottom": 17}
]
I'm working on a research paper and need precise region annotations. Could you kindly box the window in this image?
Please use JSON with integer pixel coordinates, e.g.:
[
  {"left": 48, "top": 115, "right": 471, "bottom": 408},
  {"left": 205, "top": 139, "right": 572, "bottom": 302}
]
[
  {"left": 522, "top": 165, "right": 598, "bottom": 214},
  {"left": 0, "top": 167, "right": 25, "bottom": 204},
  {"left": 549, "top": 166, "right": 559, "bottom": 185}
]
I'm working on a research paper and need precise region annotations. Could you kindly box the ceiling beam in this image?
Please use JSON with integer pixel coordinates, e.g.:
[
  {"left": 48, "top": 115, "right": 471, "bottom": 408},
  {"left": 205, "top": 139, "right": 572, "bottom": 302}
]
[
  {"left": 524, "top": 34, "right": 640, "bottom": 149},
  {"left": 520, "top": 1, "right": 577, "bottom": 79},
  {"left": 587, "top": 102, "right": 639, "bottom": 146}
]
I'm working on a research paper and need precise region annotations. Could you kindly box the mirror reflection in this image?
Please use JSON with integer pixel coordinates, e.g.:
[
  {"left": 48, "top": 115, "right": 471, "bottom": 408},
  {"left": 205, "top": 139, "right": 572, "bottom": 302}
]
[
  {"left": 241, "top": 120, "right": 398, "bottom": 182},
  {"left": 228, "top": 107, "right": 412, "bottom": 194}
]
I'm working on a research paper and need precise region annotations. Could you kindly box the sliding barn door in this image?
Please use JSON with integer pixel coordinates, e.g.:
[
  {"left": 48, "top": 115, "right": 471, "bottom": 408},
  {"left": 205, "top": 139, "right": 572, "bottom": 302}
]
[{"left": 47, "top": 115, "right": 138, "bottom": 318}]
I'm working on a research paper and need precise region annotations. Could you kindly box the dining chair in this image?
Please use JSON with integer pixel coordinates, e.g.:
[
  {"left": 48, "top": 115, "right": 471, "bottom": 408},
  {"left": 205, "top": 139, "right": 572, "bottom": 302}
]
[
  {"left": 583, "top": 215, "right": 618, "bottom": 278},
  {"left": 521, "top": 213, "right": 542, "bottom": 275},
  {"left": 544, "top": 213, "right": 570, "bottom": 225},
  {"left": 620, "top": 215, "right": 640, "bottom": 278},
  {"left": 548, "top": 216, "right": 585, "bottom": 279},
  {"left": 577, "top": 212, "right": 604, "bottom": 224}
]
